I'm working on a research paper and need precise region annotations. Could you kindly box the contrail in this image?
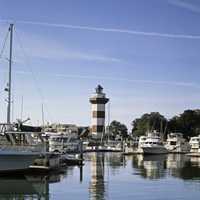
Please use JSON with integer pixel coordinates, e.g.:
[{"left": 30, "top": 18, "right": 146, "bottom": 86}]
[
  {"left": 1, "top": 19, "right": 200, "bottom": 39},
  {"left": 168, "top": 0, "right": 200, "bottom": 14},
  {"left": 4, "top": 69, "right": 200, "bottom": 90},
  {"left": 52, "top": 73, "right": 200, "bottom": 89}
]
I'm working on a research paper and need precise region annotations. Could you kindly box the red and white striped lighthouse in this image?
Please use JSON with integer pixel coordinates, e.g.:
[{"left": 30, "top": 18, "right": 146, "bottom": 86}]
[{"left": 89, "top": 85, "right": 109, "bottom": 139}]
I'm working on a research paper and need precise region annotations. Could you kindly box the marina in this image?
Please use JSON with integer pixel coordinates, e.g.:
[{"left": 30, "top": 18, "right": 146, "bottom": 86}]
[{"left": 1, "top": 1, "right": 200, "bottom": 199}]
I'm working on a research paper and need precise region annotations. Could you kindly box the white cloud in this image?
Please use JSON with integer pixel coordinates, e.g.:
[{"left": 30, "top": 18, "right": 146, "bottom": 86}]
[{"left": 0, "top": 22, "right": 121, "bottom": 63}]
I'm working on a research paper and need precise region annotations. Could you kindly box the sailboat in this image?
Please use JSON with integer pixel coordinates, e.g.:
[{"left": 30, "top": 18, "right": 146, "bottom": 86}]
[
  {"left": 100, "top": 103, "right": 122, "bottom": 152},
  {"left": 0, "top": 24, "right": 48, "bottom": 172}
]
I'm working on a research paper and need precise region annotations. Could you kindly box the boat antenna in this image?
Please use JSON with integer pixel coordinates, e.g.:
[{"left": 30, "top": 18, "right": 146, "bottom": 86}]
[{"left": 7, "top": 24, "right": 14, "bottom": 124}]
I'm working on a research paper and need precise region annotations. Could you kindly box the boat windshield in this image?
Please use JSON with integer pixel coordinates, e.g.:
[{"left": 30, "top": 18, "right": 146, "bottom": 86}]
[
  {"left": 145, "top": 141, "right": 162, "bottom": 145},
  {"left": 191, "top": 138, "right": 199, "bottom": 142}
]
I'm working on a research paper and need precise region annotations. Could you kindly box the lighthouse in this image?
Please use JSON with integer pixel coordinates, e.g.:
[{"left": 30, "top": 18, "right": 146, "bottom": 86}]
[{"left": 89, "top": 85, "right": 109, "bottom": 139}]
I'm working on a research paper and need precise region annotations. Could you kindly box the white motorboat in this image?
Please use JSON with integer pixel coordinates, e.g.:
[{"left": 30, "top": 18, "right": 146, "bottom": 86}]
[
  {"left": 189, "top": 135, "right": 200, "bottom": 153},
  {"left": 165, "top": 133, "right": 190, "bottom": 153},
  {"left": 142, "top": 131, "right": 168, "bottom": 155}
]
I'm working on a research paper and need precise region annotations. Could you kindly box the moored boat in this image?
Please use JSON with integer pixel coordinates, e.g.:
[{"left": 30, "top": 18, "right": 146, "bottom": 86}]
[
  {"left": 165, "top": 133, "right": 190, "bottom": 153},
  {"left": 189, "top": 135, "right": 200, "bottom": 153},
  {"left": 0, "top": 123, "right": 48, "bottom": 172},
  {"left": 142, "top": 131, "right": 168, "bottom": 155}
]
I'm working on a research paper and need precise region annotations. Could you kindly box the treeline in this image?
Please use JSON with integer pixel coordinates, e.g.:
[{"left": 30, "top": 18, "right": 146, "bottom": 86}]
[
  {"left": 132, "top": 109, "right": 200, "bottom": 138},
  {"left": 107, "top": 120, "right": 128, "bottom": 139}
]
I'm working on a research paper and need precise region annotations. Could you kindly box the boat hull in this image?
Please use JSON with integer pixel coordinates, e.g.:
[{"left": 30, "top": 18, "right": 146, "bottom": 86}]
[
  {"left": 0, "top": 154, "right": 39, "bottom": 172},
  {"left": 142, "top": 147, "right": 168, "bottom": 155}
]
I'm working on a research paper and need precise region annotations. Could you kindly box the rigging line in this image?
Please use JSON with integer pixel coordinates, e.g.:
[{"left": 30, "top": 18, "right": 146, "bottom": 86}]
[
  {"left": 0, "top": 28, "right": 9, "bottom": 59},
  {"left": 14, "top": 29, "right": 44, "bottom": 100},
  {"left": 14, "top": 28, "right": 54, "bottom": 123},
  {"left": 0, "top": 27, "right": 10, "bottom": 113},
  {"left": 15, "top": 28, "right": 54, "bottom": 123}
]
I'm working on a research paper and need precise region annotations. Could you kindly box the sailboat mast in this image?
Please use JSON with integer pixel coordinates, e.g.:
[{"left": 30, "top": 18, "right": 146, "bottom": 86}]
[
  {"left": 107, "top": 102, "right": 110, "bottom": 141},
  {"left": 42, "top": 103, "right": 45, "bottom": 127},
  {"left": 7, "top": 24, "right": 14, "bottom": 124}
]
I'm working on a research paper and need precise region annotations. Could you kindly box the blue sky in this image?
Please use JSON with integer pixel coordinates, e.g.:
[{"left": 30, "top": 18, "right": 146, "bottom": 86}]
[{"left": 0, "top": 0, "right": 200, "bottom": 129}]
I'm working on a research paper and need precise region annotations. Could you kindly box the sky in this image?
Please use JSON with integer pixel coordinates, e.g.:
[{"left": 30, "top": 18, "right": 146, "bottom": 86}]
[{"left": 0, "top": 0, "right": 200, "bottom": 130}]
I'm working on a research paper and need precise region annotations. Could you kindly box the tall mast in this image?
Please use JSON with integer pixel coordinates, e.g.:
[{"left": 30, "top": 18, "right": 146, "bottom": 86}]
[
  {"left": 42, "top": 103, "right": 45, "bottom": 127},
  {"left": 107, "top": 102, "right": 110, "bottom": 141},
  {"left": 20, "top": 96, "right": 23, "bottom": 120},
  {"left": 7, "top": 24, "right": 14, "bottom": 124}
]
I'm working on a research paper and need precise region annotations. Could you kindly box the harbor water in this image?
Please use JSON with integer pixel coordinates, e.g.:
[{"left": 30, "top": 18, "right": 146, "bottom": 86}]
[{"left": 1, "top": 152, "right": 200, "bottom": 199}]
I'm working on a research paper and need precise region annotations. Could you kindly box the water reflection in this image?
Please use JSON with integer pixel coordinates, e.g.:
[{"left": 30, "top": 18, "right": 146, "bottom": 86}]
[
  {"left": 131, "top": 154, "right": 167, "bottom": 179},
  {"left": 176, "top": 156, "right": 200, "bottom": 180},
  {"left": 89, "top": 153, "right": 106, "bottom": 200},
  {"left": 129, "top": 153, "right": 200, "bottom": 181},
  {"left": 88, "top": 153, "right": 200, "bottom": 199},
  {"left": 88, "top": 152, "right": 124, "bottom": 200},
  {"left": 166, "top": 154, "right": 189, "bottom": 179},
  {"left": 0, "top": 175, "right": 50, "bottom": 199},
  {"left": 0, "top": 167, "right": 74, "bottom": 200},
  {"left": 2, "top": 153, "right": 200, "bottom": 199}
]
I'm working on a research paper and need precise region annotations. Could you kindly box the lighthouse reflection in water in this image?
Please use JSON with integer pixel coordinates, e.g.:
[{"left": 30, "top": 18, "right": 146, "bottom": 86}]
[{"left": 2, "top": 153, "right": 200, "bottom": 199}]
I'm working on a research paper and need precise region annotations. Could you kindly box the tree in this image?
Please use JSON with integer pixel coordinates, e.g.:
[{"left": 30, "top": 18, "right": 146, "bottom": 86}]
[
  {"left": 168, "top": 109, "right": 200, "bottom": 138},
  {"left": 109, "top": 120, "right": 128, "bottom": 139},
  {"left": 131, "top": 112, "right": 167, "bottom": 136}
]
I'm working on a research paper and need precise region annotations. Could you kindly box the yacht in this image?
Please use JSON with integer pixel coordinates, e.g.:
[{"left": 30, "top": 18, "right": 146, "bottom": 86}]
[
  {"left": 0, "top": 123, "right": 47, "bottom": 172},
  {"left": 165, "top": 133, "right": 190, "bottom": 153},
  {"left": 141, "top": 131, "right": 168, "bottom": 155},
  {"left": 189, "top": 135, "right": 200, "bottom": 153}
]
